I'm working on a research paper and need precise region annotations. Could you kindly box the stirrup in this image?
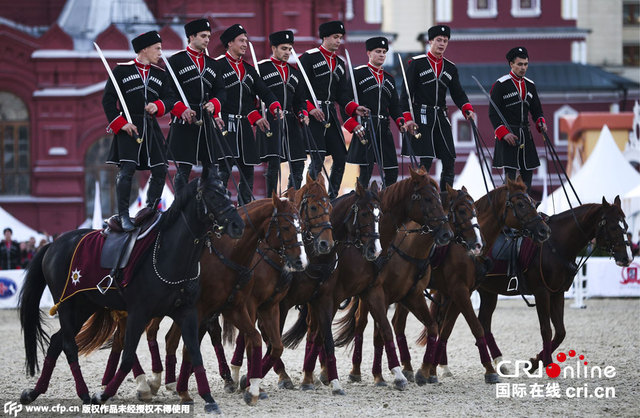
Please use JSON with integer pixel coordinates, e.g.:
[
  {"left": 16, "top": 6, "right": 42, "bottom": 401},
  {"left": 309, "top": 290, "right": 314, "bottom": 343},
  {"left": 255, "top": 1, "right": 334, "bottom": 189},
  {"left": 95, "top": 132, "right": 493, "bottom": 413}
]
[
  {"left": 97, "top": 275, "right": 114, "bottom": 294},
  {"left": 507, "top": 276, "right": 518, "bottom": 292}
]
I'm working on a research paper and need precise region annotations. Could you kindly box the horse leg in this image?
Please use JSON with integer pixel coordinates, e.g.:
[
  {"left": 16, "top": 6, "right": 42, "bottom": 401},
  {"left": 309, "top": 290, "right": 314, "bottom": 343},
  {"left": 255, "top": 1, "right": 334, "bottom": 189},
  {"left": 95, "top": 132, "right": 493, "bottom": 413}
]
[
  {"left": 366, "top": 287, "right": 407, "bottom": 390},
  {"left": 317, "top": 300, "right": 344, "bottom": 395},
  {"left": 392, "top": 304, "right": 414, "bottom": 382},
  {"left": 402, "top": 291, "right": 439, "bottom": 385},
  {"left": 20, "top": 330, "right": 64, "bottom": 404},
  {"left": 372, "top": 325, "right": 386, "bottom": 386},
  {"left": 348, "top": 299, "right": 369, "bottom": 383},
  {"left": 478, "top": 289, "right": 506, "bottom": 374},
  {"left": 174, "top": 308, "right": 220, "bottom": 414},
  {"left": 258, "top": 305, "right": 284, "bottom": 380},
  {"left": 164, "top": 320, "right": 182, "bottom": 393},
  {"left": 145, "top": 317, "right": 163, "bottom": 395},
  {"left": 206, "top": 317, "right": 235, "bottom": 393},
  {"left": 176, "top": 321, "right": 208, "bottom": 403},
  {"left": 273, "top": 303, "right": 295, "bottom": 389},
  {"left": 228, "top": 307, "right": 263, "bottom": 406},
  {"left": 101, "top": 319, "right": 123, "bottom": 390},
  {"left": 531, "top": 289, "right": 553, "bottom": 369},
  {"left": 230, "top": 333, "right": 245, "bottom": 389},
  {"left": 531, "top": 292, "right": 566, "bottom": 366}
]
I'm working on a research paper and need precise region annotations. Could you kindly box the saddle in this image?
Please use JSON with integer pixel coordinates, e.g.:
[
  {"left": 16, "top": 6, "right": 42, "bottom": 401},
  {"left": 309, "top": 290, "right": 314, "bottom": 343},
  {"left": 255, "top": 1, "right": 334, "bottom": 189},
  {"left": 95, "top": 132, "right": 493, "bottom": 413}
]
[
  {"left": 487, "top": 230, "right": 539, "bottom": 297},
  {"left": 100, "top": 208, "right": 160, "bottom": 270}
]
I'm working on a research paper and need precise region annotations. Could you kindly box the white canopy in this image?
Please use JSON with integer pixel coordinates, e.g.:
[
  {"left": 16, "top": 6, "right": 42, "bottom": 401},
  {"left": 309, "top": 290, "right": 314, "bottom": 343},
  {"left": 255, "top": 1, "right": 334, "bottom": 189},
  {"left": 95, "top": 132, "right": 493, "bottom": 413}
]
[
  {"left": 0, "top": 206, "right": 47, "bottom": 242},
  {"left": 541, "top": 125, "right": 640, "bottom": 215},
  {"left": 453, "top": 150, "right": 494, "bottom": 201}
]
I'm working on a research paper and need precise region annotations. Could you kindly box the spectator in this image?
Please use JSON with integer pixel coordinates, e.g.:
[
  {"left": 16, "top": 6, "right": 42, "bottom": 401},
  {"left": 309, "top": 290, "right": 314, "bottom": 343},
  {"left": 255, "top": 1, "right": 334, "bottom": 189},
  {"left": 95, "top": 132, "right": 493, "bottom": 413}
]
[
  {"left": 0, "top": 227, "right": 22, "bottom": 269},
  {"left": 21, "top": 236, "right": 37, "bottom": 268}
]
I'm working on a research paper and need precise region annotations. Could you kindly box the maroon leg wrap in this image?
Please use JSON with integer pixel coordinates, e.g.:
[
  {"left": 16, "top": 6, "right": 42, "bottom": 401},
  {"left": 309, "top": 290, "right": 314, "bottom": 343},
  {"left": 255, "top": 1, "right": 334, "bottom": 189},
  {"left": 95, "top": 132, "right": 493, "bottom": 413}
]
[
  {"left": 69, "top": 361, "right": 89, "bottom": 398},
  {"left": 132, "top": 355, "right": 144, "bottom": 378},
  {"left": 34, "top": 356, "right": 57, "bottom": 394},
  {"left": 101, "top": 351, "right": 119, "bottom": 386},
  {"left": 303, "top": 341, "right": 321, "bottom": 373},
  {"left": 249, "top": 344, "right": 262, "bottom": 379},
  {"left": 176, "top": 360, "right": 192, "bottom": 393},
  {"left": 352, "top": 334, "right": 363, "bottom": 365},
  {"left": 485, "top": 333, "right": 503, "bottom": 359},
  {"left": 231, "top": 334, "right": 245, "bottom": 367},
  {"left": 434, "top": 338, "right": 448, "bottom": 366},
  {"left": 372, "top": 343, "right": 384, "bottom": 376},
  {"left": 326, "top": 353, "right": 338, "bottom": 381},
  {"left": 214, "top": 343, "right": 231, "bottom": 379},
  {"left": 193, "top": 365, "right": 211, "bottom": 397},
  {"left": 165, "top": 354, "right": 177, "bottom": 384},
  {"left": 422, "top": 335, "right": 437, "bottom": 365},
  {"left": 104, "top": 368, "right": 127, "bottom": 398},
  {"left": 318, "top": 345, "right": 327, "bottom": 366},
  {"left": 148, "top": 340, "right": 163, "bottom": 373},
  {"left": 273, "top": 358, "right": 285, "bottom": 374},
  {"left": 475, "top": 337, "right": 491, "bottom": 364},
  {"left": 542, "top": 341, "right": 553, "bottom": 366},
  {"left": 384, "top": 339, "right": 400, "bottom": 370},
  {"left": 396, "top": 334, "right": 411, "bottom": 364},
  {"left": 261, "top": 354, "right": 276, "bottom": 378}
]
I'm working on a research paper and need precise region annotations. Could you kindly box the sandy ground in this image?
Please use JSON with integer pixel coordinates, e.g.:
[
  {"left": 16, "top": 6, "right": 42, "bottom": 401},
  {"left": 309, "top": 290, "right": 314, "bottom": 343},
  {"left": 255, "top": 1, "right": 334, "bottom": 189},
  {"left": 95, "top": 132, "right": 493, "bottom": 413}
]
[{"left": 1, "top": 298, "right": 639, "bottom": 417}]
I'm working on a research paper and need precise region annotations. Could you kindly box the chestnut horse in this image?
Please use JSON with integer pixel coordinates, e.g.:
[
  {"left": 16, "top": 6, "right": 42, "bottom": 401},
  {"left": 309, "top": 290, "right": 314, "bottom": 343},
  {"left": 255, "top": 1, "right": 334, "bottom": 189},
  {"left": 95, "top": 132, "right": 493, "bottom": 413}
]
[{"left": 278, "top": 167, "right": 454, "bottom": 393}]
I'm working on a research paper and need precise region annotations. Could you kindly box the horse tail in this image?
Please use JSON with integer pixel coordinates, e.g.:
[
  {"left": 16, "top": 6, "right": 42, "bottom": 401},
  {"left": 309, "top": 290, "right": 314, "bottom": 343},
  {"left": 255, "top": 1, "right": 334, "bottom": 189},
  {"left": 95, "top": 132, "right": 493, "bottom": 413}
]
[
  {"left": 416, "top": 326, "right": 428, "bottom": 346},
  {"left": 333, "top": 298, "right": 360, "bottom": 347},
  {"left": 221, "top": 315, "right": 236, "bottom": 345},
  {"left": 282, "top": 304, "right": 308, "bottom": 349},
  {"left": 75, "top": 309, "right": 121, "bottom": 356},
  {"left": 19, "top": 244, "right": 52, "bottom": 376}
]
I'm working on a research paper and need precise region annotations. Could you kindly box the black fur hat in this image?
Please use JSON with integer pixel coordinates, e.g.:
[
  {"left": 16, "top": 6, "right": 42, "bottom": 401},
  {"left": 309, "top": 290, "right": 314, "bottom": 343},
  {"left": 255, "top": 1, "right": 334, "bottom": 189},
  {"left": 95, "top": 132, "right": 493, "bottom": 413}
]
[
  {"left": 428, "top": 25, "right": 450, "bottom": 40},
  {"left": 131, "top": 31, "right": 162, "bottom": 53},
  {"left": 506, "top": 46, "right": 529, "bottom": 62},
  {"left": 269, "top": 30, "right": 295, "bottom": 46},
  {"left": 319, "top": 20, "right": 345, "bottom": 38},
  {"left": 184, "top": 19, "right": 211, "bottom": 38},
  {"left": 220, "top": 23, "right": 247, "bottom": 48}
]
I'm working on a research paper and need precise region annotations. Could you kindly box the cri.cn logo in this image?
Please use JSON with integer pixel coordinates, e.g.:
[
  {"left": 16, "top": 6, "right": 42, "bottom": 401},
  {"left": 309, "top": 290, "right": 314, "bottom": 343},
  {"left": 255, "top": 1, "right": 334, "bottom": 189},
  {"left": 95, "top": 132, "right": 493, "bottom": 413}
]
[{"left": 497, "top": 349, "right": 616, "bottom": 379}]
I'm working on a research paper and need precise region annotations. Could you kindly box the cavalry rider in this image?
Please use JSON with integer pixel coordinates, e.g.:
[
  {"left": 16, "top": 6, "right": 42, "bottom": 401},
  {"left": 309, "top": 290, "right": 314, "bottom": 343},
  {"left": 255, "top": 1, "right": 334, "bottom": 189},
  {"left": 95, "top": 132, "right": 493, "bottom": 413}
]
[
  {"left": 167, "top": 18, "right": 227, "bottom": 193},
  {"left": 257, "top": 30, "right": 310, "bottom": 197},
  {"left": 345, "top": 36, "right": 407, "bottom": 188},
  {"left": 402, "top": 25, "right": 475, "bottom": 192},
  {"left": 299, "top": 20, "right": 369, "bottom": 198},
  {"left": 490, "top": 46, "right": 547, "bottom": 193},
  {"left": 102, "top": 31, "right": 177, "bottom": 231},
  {"left": 215, "top": 24, "right": 282, "bottom": 205}
]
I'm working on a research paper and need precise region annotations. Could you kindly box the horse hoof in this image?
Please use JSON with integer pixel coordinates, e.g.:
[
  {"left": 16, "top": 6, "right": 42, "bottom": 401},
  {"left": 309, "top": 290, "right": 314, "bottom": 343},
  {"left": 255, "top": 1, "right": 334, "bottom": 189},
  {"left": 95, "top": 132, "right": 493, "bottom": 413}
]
[
  {"left": 348, "top": 373, "right": 361, "bottom": 383},
  {"left": 178, "top": 391, "right": 193, "bottom": 405},
  {"left": 20, "top": 389, "right": 37, "bottom": 405},
  {"left": 438, "top": 365, "right": 453, "bottom": 378},
  {"left": 259, "top": 390, "right": 269, "bottom": 400},
  {"left": 91, "top": 392, "right": 106, "bottom": 405},
  {"left": 81, "top": 394, "right": 91, "bottom": 404},
  {"left": 278, "top": 379, "right": 295, "bottom": 390},
  {"left": 485, "top": 373, "right": 500, "bottom": 384},
  {"left": 148, "top": 373, "right": 161, "bottom": 395},
  {"left": 415, "top": 370, "right": 427, "bottom": 386},
  {"left": 224, "top": 378, "right": 237, "bottom": 393},
  {"left": 243, "top": 390, "right": 258, "bottom": 406},
  {"left": 319, "top": 370, "right": 329, "bottom": 386},
  {"left": 239, "top": 375, "right": 248, "bottom": 391},
  {"left": 394, "top": 378, "right": 408, "bottom": 391},
  {"left": 300, "top": 383, "right": 315, "bottom": 391},
  {"left": 375, "top": 380, "right": 388, "bottom": 387},
  {"left": 332, "top": 388, "right": 346, "bottom": 396},
  {"left": 165, "top": 382, "right": 177, "bottom": 394},
  {"left": 204, "top": 402, "right": 221, "bottom": 414},
  {"left": 137, "top": 390, "right": 152, "bottom": 402},
  {"left": 402, "top": 370, "right": 415, "bottom": 382},
  {"left": 427, "top": 375, "right": 439, "bottom": 384}
]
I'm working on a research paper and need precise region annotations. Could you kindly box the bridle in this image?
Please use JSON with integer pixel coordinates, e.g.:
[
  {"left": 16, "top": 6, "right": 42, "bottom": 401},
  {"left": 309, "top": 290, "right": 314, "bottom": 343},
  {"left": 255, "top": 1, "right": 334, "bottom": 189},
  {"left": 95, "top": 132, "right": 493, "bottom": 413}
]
[
  {"left": 341, "top": 199, "right": 381, "bottom": 249},
  {"left": 403, "top": 183, "right": 449, "bottom": 235},
  {"left": 595, "top": 210, "right": 629, "bottom": 258},
  {"left": 299, "top": 192, "right": 332, "bottom": 246},
  {"left": 448, "top": 190, "right": 481, "bottom": 250},
  {"left": 261, "top": 208, "right": 305, "bottom": 260},
  {"left": 503, "top": 190, "right": 544, "bottom": 238}
]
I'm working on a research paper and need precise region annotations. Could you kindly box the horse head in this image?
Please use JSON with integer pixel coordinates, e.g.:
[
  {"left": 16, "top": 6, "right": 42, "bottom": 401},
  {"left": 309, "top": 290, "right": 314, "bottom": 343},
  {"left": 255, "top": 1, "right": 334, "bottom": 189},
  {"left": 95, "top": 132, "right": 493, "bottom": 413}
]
[
  {"left": 295, "top": 172, "right": 334, "bottom": 255},
  {"left": 198, "top": 170, "right": 245, "bottom": 239},
  {"left": 445, "top": 184, "right": 483, "bottom": 256},
  {"left": 503, "top": 176, "right": 550, "bottom": 242},
  {"left": 264, "top": 193, "right": 308, "bottom": 272},
  {"left": 343, "top": 180, "right": 382, "bottom": 261},
  {"left": 406, "top": 166, "right": 453, "bottom": 246},
  {"left": 596, "top": 196, "right": 632, "bottom": 267}
]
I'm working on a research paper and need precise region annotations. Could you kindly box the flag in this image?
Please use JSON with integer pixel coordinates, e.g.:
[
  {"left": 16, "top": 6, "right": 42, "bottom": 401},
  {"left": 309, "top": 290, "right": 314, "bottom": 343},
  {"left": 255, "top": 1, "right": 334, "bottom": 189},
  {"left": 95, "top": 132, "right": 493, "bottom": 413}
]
[{"left": 92, "top": 181, "right": 103, "bottom": 229}]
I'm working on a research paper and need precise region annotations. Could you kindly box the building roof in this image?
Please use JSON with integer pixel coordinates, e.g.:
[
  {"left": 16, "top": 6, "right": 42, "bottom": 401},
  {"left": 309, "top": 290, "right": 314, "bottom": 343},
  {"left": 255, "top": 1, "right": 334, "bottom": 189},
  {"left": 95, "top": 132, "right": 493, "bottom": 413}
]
[
  {"left": 457, "top": 62, "right": 640, "bottom": 94},
  {"left": 559, "top": 112, "right": 634, "bottom": 142},
  {"left": 417, "top": 27, "right": 590, "bottom": 43}
]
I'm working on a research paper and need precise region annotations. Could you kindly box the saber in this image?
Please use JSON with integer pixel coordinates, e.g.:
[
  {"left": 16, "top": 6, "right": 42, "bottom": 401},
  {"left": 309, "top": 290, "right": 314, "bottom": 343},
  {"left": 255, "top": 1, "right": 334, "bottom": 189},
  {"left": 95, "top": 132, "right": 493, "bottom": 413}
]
[
  {"left": 471, "top": 75, "right": 522, "bottom": 149},
  {"left": 291, "top": 47, "right": 331, "bottom": 129},
  {"left": 248, "top": 42, "right": 273, "bottom": 137},
  {"left": 161, "top": 54, "right": 202, "bottom": 126},
  {"left": 94, "top": 42, "right": 143, "bottom": 144},
  {"left": 397, "top": 53, "right": 421, "bottom": 139}
]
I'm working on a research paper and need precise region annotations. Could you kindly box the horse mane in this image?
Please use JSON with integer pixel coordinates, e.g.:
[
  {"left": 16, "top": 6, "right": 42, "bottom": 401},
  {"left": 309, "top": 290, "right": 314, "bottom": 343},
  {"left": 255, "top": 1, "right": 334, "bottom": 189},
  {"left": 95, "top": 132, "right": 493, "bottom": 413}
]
[
  {"left": 474, "top": 181, "right": 525, "bottom": 215},
  {"left": 331, "top": 191, "right": 356, "bottom": 223},
  {"left": 295, "top": 177, "right": 327, "bottom": 206},
  {"left": 547, "top": 203, "right": 600, "bottom": 227},
  {"left": 157, "top": 179, "right": 200, "bottom": 229},
  {"left": 380, "top": 174, "right": 437, "bottom": 210}
]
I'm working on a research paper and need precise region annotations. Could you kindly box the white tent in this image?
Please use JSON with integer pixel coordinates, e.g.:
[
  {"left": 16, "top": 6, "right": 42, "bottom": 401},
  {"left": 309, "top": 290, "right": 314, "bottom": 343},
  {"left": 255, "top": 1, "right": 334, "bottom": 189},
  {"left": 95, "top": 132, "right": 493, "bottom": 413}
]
[
  {"left": 0, "top": 206, "right": 47, "bottom": 242},
  {"left": 453, "top": 150, "right": 494, "bottom": 201},
  {"left": 129, "top": 181, "right": 175, "bottom": 214},
  {"left": 541, "top": 125, "right": 640, "bottom": 215},
  {"left": 622, "top": 184, "right": 640, "bottom": 241}
]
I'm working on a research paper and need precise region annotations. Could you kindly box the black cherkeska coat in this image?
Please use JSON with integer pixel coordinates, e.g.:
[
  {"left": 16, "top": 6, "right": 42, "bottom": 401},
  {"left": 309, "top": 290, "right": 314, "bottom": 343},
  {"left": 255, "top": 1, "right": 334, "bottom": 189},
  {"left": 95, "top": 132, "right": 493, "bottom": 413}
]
[
  {"left": 166, "top": 50, "right": 226, "bottom": 165},
  {"left": 489, "top": 73, "right": 544, "bottom": 170},
  {"left": 215, "top": 55, "right": 279, "bottom": 166},
  {"left": 400, "top": 54, "right": 471, "bottom": 159},
  {"left": 102, "top": 61, "right": 176, "bottom": 169},
  {"left": 256, "top": 58, "right": 308, "bottom": 162},
  {"left": 346, "top": 64, "right": 403, "bottom": 169}
]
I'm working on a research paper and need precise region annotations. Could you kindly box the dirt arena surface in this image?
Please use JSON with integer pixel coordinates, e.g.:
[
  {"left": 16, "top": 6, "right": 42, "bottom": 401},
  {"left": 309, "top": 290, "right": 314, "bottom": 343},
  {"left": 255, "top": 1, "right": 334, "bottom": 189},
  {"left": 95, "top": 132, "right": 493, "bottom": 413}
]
[{"left": 1, "top": 298, "right": 638, "bottom": 417}]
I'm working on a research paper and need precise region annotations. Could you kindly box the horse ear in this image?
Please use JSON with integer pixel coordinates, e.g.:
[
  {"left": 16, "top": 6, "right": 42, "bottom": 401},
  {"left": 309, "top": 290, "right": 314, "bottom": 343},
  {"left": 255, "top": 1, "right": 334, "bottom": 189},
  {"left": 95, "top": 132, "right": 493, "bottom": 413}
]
[
  {"left": 461, "top": 185, "right": 468, "bottom": 194},
  {"left": 284, "top": 187, "right": 296, "bottom": 202},
  {"left": 602, "top": 196, "right": 609, "bottom": 206},
  {"left": 614, "top": 195, "right": 621, "bottom": 207},
  {"left": 370, "top": 180, "right": 379, "bottom": 195},
  {"left": 446, "top": 183, "right": 454, "bottom": 194},
  {"left": 306, "top": 172, "right": 314, "bottom": 184},
  {"left": 272, "top": 191, "right": 280, "bottom": 208},
  {"left": 356, "top": 179, "right": 364, "bottom": 196},
  {"left": 316, "top": 171, "right": 325, "bottom": 186}
]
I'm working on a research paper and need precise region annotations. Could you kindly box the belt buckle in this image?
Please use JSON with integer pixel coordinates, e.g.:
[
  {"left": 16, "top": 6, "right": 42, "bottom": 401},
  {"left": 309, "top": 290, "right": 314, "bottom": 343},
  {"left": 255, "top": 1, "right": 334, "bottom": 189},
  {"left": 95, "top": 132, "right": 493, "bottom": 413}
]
[{"left": 235, "top": 114, "right": 243, "bottom": 119}]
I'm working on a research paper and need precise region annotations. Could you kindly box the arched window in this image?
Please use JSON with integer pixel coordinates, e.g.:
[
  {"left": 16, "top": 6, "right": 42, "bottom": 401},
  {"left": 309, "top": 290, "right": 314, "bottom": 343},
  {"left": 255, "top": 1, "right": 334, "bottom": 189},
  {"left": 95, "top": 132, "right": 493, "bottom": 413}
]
[
  {"left": 452, "top": 109, "right": 473, "bottom": 148},
  {"left": 0, "top": 92, "right": 30, "bottom": 194},
  {"left": 554, "top": 104, "right": 578, "bottom": 145}
]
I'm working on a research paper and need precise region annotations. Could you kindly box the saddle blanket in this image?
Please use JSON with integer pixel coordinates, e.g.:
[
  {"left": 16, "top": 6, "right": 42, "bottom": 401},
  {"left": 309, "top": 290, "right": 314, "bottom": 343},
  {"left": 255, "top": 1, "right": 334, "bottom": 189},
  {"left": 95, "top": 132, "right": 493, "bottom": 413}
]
[
  {"left": 57, "top": 229, "right": 158, "bottom": 304},
  {"left": 430, "top": 244, "right": 450, "bottom": 270},
  {"left": 486, "top": 236, "right": 539, "bottom": 277}
]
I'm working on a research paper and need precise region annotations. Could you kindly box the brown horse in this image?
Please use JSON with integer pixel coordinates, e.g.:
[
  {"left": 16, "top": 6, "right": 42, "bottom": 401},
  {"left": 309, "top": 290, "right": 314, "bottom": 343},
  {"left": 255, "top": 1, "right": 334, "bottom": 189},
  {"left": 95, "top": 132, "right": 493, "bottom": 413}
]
[
  {"left": 278, "top": 167, "right": 454, "bottom": 393},
  {"left": 77, "top": 194, "right": 306, "bottom": 406},
  {"left": 371, "top": 177, "right": 551, "bottom": 385},
  {"left": 471, "top": 196, "right": 632, "bottom": 373}
]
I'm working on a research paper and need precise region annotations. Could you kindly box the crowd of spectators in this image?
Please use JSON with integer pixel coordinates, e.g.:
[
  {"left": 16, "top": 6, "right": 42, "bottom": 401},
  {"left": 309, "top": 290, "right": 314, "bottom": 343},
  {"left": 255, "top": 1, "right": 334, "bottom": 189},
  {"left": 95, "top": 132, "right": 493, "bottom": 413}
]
[{"left": 0, "top": 227, "right": 52, "bottom": 270}]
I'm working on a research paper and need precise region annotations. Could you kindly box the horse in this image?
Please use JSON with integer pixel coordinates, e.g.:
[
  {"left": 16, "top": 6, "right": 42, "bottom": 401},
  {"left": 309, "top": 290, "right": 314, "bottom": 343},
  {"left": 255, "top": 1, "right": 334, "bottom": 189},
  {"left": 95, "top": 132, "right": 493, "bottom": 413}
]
[
  {"left": 359, "top": 176, "right": 552, "bottom": 385},
  {"left": 472, "top": 196, "right": 632, "bottom": 372},
  {"left": 19, "top": 172, "right": 244, "bottom": 414},
  {"left": 278, "top": 167, "right": 454, "bottom": 393}
]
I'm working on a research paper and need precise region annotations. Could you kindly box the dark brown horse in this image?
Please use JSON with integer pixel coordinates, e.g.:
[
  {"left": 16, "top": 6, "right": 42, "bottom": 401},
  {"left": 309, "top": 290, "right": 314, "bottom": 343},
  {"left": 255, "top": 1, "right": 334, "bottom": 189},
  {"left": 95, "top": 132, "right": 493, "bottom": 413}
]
[
  {"left": 370, "top": 177, "right": 551, "bottom": 384},
  {"left": 472, "top": 196, "right": 632, "bottom": 373},
  {"left": 278, "top": 167, "right": 454, "bottom": 393},
  {"left": 77, "top": 194, "right": 306, "bottom": 406}
]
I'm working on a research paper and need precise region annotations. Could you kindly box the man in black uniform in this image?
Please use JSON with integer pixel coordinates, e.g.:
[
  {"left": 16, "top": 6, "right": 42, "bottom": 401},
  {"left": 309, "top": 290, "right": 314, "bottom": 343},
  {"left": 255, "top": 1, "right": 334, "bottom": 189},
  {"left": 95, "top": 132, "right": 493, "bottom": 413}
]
[
  {"left": 102, "top": 31, "right": 177, "bottom": 231},
  {"left": 490, "top": 46, "right": 546, "bottom": 193},
  {"left": 257, "top": 30, "right": 309, "bottom": 197},
  {"left": 402, "top": 25, "right": 475, "bottom": 191},
  {"left": 345, "top": 37, "right": 406, "bottom": 188},
  {"left": 299, "top": 20, "right": 368, "bottom": 198},
  {"left": 214, "top": 24, "right": 281, "bottom": 205},
  {"left": 167, "top": 18, "right": 226, "bottom": 193}
]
